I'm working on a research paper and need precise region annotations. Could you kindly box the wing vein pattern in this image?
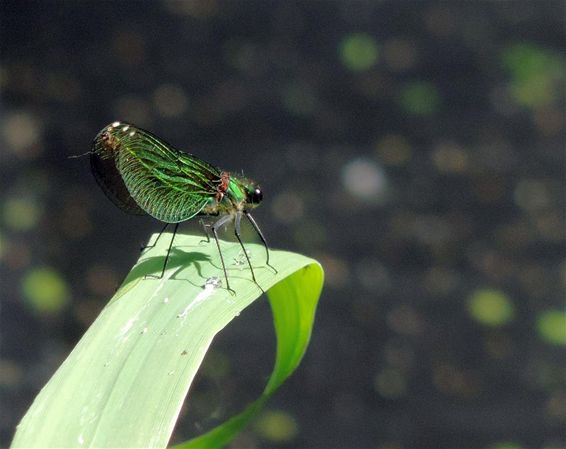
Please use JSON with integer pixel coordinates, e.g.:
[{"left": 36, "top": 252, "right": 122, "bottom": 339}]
[{"left": 92, "top": 123, "right": 222, "bottom": 223}]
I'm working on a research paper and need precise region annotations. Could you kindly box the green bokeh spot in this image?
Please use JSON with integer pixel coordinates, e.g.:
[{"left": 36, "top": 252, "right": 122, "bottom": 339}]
[
  {"left": 374, "top": 368, "right": 407, "bottom": 398},
  {"left": 501, "top": 43, "right": 563, "bottom": 108},
  {"left": 339, "top": 33, "right": 379, "bottom": 71},
  {"left": 21, "top": 267, "right": 70, "bottom": 314},
  {"left": 399, "top": 81, "right": 440, "bottom": 115},
  {"left": 254, "top": 410, "right": 298, "bottom": 443},
  {"left": 467, "top": 289, "right": 515, "bottom": 327},
  {"left": 537, "top": 310, "right": 566, "bottom": 346},
  {"left": 3, "top": 197, "right": 41, "bottom": 231},
  {"left": 502, "top": 43, "right": 561, "bottom": 82},
  {"left": 201, "top": 350, "right": 231, "bottom": 380}
]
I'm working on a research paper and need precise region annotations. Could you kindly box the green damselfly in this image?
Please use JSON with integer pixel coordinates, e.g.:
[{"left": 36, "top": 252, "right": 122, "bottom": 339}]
[{"left": 90, "top": 121, "right": 272, "bottom": 292}]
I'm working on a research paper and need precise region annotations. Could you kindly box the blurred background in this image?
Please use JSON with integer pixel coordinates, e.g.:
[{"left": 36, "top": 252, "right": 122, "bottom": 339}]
[{"left": 1, "top": 1, "right": 565, "bottom": 448}]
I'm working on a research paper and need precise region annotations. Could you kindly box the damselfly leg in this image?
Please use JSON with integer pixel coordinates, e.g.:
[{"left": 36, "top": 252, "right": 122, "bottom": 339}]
[
  {"left": 141, "top": 222, "right": 169, "bottom": 252},
  {"left": 144, "top": 223, "right": 179, "bottom": 279},
  {"left": 210, "top": 214, "right": 235, "bottom": 293},
  {"left": 244, "top": 211, "right": 276, "bottom": 273}
]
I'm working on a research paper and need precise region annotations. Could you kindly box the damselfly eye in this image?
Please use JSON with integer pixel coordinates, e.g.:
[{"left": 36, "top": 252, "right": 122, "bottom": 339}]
[{"left": 250, "top": 187, "right": 263, "bottom": 204}]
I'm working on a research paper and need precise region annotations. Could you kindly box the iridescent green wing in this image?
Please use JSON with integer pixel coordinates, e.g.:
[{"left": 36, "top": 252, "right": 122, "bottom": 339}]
[{"left": 93, "top": 122, "right": 221, "bottom": 223}]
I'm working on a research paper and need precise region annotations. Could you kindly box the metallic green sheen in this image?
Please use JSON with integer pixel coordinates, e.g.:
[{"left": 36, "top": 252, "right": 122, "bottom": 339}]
[{"left": 227, "top": 179, "right": 247, "bottom": 204}]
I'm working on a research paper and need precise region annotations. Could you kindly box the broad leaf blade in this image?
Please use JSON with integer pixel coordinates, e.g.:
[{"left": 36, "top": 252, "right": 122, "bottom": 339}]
[
  {"left": 11, "top": 234, "right": 324, "bottom": 449},
  {"left": 175, "top": 259, "right": 323, "bottom": 449}
]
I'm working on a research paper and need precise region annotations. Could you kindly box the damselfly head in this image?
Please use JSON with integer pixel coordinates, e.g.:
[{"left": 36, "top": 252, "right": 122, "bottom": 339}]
[{"left": 246, "top": 185, "right": 263, "bottom": 207}]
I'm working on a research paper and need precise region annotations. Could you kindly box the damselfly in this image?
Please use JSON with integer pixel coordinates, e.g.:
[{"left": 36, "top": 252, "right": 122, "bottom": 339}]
[{"left": 90, "top": 121, "right": 272, "bottom": 292}]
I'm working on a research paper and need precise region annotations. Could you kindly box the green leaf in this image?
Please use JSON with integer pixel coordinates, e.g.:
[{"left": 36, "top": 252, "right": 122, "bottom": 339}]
[{"left": 11, "top": 233, "right": 324, "bottom": 449}]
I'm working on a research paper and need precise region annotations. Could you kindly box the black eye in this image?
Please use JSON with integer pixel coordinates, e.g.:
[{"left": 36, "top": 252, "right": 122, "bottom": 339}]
[{"left": 251, "top": 187, "right": 263, "bottom": 204}]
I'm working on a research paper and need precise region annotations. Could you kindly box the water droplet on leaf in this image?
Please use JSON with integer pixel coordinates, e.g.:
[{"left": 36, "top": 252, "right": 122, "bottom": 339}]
[
  {"left": 204, "top": 276, "right": 222, "bottom": 289},
  {"left": 233, "top": 249, "right": 252, "bottom": 266}
]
